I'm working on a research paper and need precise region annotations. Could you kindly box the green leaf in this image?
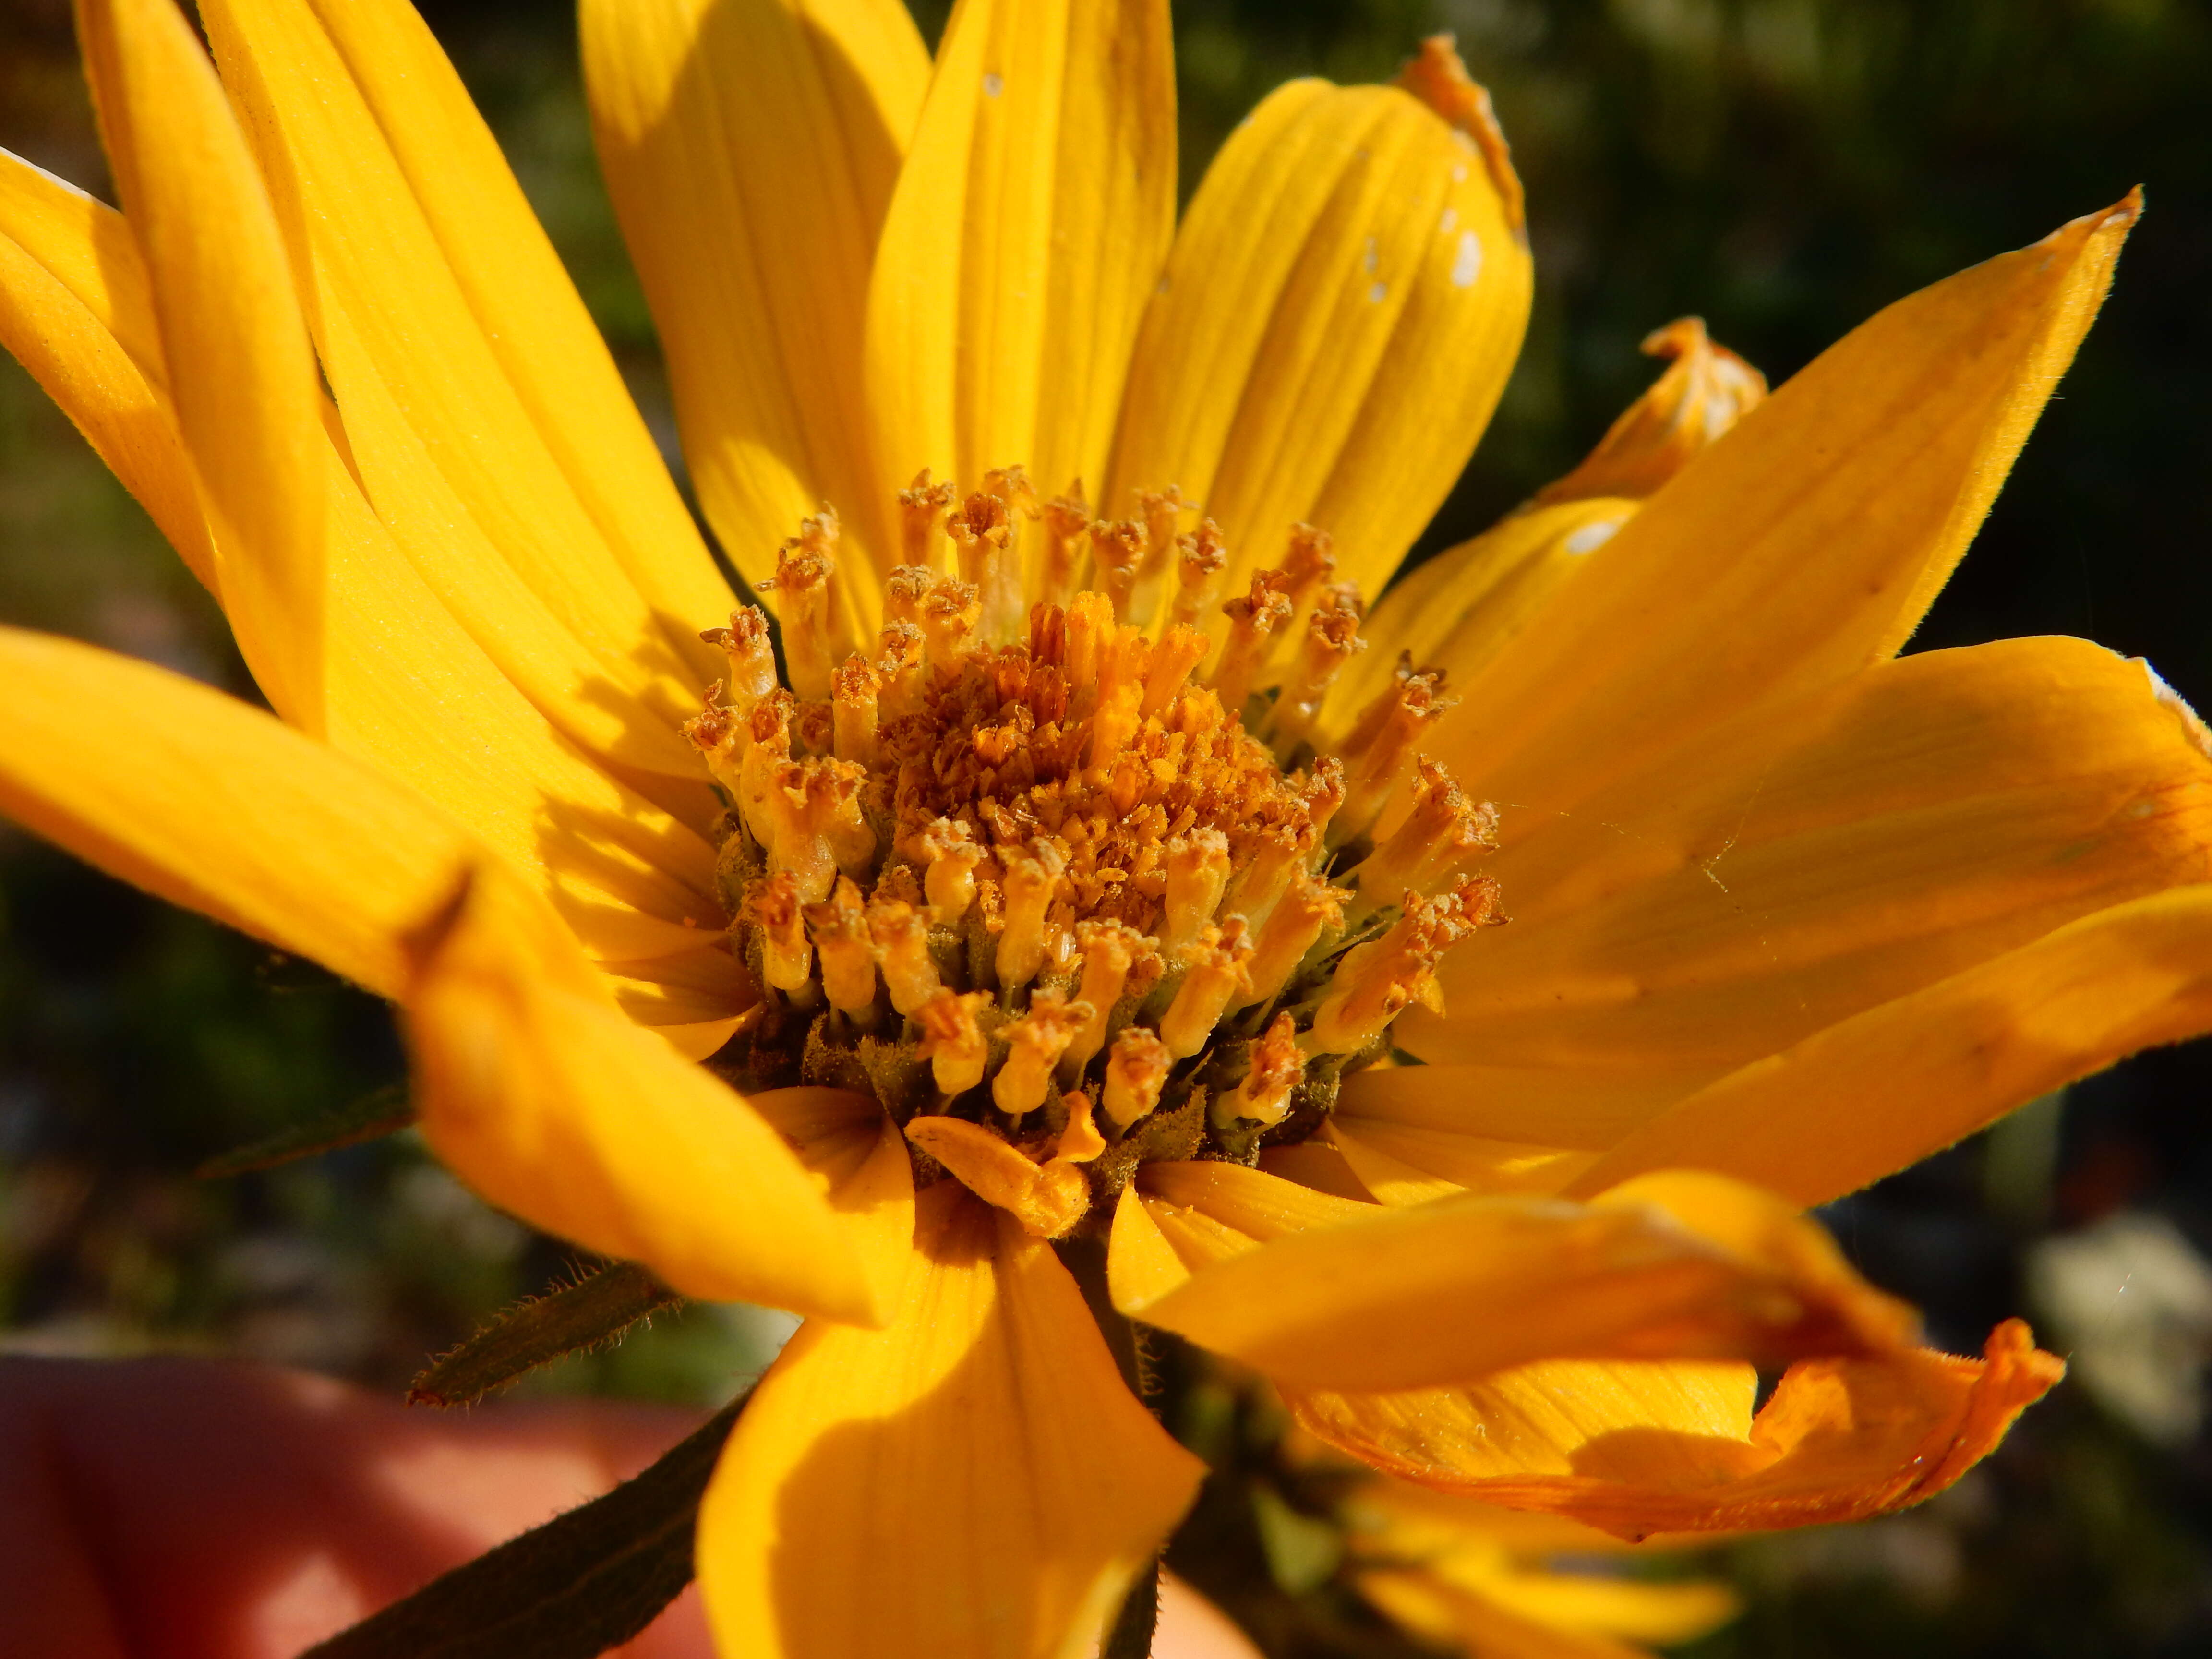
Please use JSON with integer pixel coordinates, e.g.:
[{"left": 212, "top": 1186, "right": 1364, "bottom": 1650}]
[
  {"left": 192, "top": 1083, "right": 414, "bottom": 1178},
  {"left": 410, "top": 1261, "right": 685, "bottom": 1407},
  {"left": 301, "top": 1393, "right": 743, "bottom": 1659}
]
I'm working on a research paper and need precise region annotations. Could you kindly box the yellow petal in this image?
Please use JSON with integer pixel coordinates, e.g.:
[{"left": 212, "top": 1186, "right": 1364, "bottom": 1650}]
[
  {"left": 1358, "top": 1563, "right": 1731, "bottom": 1659},
  {"left": 1294, "top": 1321, "right": 2063, "bottom": 1541},
  {"left": 1407, "top": 638, "right": 2212, "bottom": 1089},
  {"left": 308, "top": 431, "right": 724, "bottom": 958},
  {"left": 698, "top": 1185, "right": 1204, "bottom": 1658},
  {"left": 0, "top": 147, "right": 729, "bottom": 961},
  {"left": 584, "top": 0, "right": 928, "bottom": 581},
  {"left": 404, "top": 873, "right": 878, "bottom": 1323},
  {"left": 0, "top": 156, "right": 214, "bottom": 586},
  {"left": 1567, "top": 880, "right": 2212, "bottom": 1208},
  {"left": 298, "top": 0, "right": 736, "bottom": 664},
  {"left": 1101, "top": 68, "right": 1531, "bottom": 598},
  {"left": 197, "top": 0, "right": 712, "bottom": 778},
  {"left": 0, "top": 625, "right": 480, "bottom": 1000},
  {"left": 744, "top": 1087, "right": 917, "bottom": 1313},
  {"left": 1347, "top": 497, "right": 1635, "bottom": 715},
  {"left": 78, "top": 0, "right": 325, "bottom": 728},
  {"left": 867, "top": 0, "right": 1176, "bottom": 513},
  {"left": 1322, "top": 1117, "right": 1591, "bottom": 1205},
  {"left": 1117, "top": 1165, "right": 1913, "bottom": 1390},
  {"left": 1430, "top": 195, "right": 2139, "bottom": 820}
]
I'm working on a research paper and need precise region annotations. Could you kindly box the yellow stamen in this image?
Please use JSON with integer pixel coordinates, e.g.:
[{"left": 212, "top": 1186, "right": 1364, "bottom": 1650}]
[
  {"left": 746, "top": 870, "right": 812, "bottom": 993},
  {"left": 1236, "top": 868, "right": 1349, "bottom": 1010},
  {"left": 866, "top": 895, "right": 940, "bottom": 1016},
  {"left": 1061, "top": 920, "right": 1153, "bottom": 1078},
  {"left": 996, "top": 843, "right": 1067, "bottom": 992},
  {"left": 1040, "top": 484, "right": 1091, "bottom": 607},
  {"left": 993, "top": 987, "right": 1094, "bottom": 1118},
  {"left": 1102, "top": 1024, "right": 1170, "bottom": 1131},
  {"left": 914, "top": 987, "right": 991, "bottom": 1095},
  {"left": 897, "top": 468, "right": 956, "bottom": 569},
  {"left": 1220, "top": 1011, "right": 1304, "bottom": 1128},
  {"left": 830, "top": 653, "right": 881, "bottom": 768},
  {"left": 1306, "top": 876, "right": 1503, "bottom": 1054},
  {"left": 1162, "top": 919, "right": 1253, "bottom": 1059},
  {"left": 1212, "top": 574, "right": 1294, "bottom": 718},
  {"left": 803, "top": 875, "right": 878, "bottom": 1023}
]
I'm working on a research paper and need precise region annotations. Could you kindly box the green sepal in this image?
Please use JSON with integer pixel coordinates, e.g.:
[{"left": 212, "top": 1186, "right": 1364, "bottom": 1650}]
[
  {"left": 1101, "top": 1556, "right": 1164, "bottom": 1659},
  {"left": 192, "top": 1083, "right": 413, "bottom": 1178},
  {"left": 409, "top": 1261, "right": 684, "bottom": 1407},
  {"left": 302, "top": 1393, "right": 744, "bottom": 1659}
]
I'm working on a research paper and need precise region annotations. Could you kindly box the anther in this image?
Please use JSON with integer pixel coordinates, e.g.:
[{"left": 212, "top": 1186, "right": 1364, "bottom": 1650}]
[
  {"left": 949, "top": 491, "right": 1023, "bottom": 645},
  {"left": 1234, "top": 868, "right": 1348, "bottom": 1010},
  {"left": 1133, "top": 485, "right": 1193, "bottom": 622},
  {"left": 1334, "top": 667, "right": 1455, "bottom": 846},
  {"left": 1091, "top": 519, "right": 1146, "bottom": 620},
  {"left": 1305, "top": 877, "right": 1503, "bottom": 1054},
  {"left": 735, "top": 690, "right": 796, "bottom": 852},
  {"left": 1220, "top": 825, "right": 1308, "bottom": 933},
  {"left": 1062, "top": 591, "right": 1114, "bottom": 718},
  {"left": 759, "top": 532, "right": 840, "bottom": 700},
  {"left": 866, "top": 896, "right": 941, "bottom": 1016},
  {"left": 803, "top": 875, "right": 879, "bottom": 1024},
  {"left": 1212, "top": 575, "right": 1294, "bottom": 718},
  {"left": 1040, "top": 485, "right": 1091, "bottom": 608},
  {"left": 918, "top": 572, "right": 982, "bottom": 667},
  {"left": 912, "top": 816, "right": 984, "bottom": 922},
  {"left": 1346, "top": 758, "right": 1498, "bottom": 916},
  {"left": 1161, "top": 920, "right": 1253, "bottom": 1060},
  {"left": 699, "top": 604, "right": 778, "bottom": 718},
  {"left": 1268, "top": 586, "right": 1365, "bottom": 750},
  {"left": 884, "top": 565, "right": 932, "bottom": 627},
  {"left": 1219, "top": 1012, "right": 1304, "bottom": 1128},
  {"left": 1102, "top": 1024, "right": 1170, "bottom": 1131},
  {"left": 1271, "top": 524, "right": 1338, "bottom": 654},
  {"left": 898, "top": 469, "right": 956, "bottom": 569},
  {"left": 993, "top": 988, "right": 1094, "bottom": 1118},
  {"left": 1060, "top": 920, "right": 1152, "bottom": 1079},
  {"left": 914, "top": 987, "right": 991, "bottom": 1095},
  {"left": 1143, "top": 625, "right": 1211, "bottom": 718},
  {"left": 1161, "top": 830, "right": 1232, "bottom": 954},
  {"left": 831, "top": 654, "right": 882, "bottom": 768},
  {"left": 746, "top": 871, "right": 812, "bottom": 993},
  {"left": 876, "top": 619, "right": 926, "bottom": 722},
  {"left": 996, "top": 842, "right": 1067, "bottom": 992},
  {"left": 1167, "top": 518, "right": 1228, "bottom": 634}
]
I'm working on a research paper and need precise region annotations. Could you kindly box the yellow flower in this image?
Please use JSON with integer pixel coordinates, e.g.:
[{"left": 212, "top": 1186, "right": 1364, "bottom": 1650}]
[
  {"left": 1, "top": 1, "right": 2208, "bottom": 1655},
  {"left": 1345, "top": 1479, "right": 1741, "bottom": 1659}
]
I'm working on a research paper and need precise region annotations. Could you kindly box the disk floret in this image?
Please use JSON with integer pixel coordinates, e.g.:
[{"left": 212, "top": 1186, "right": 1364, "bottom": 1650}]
[{"left": 682, "top": 473, "right": 1505, "bottom": 1236}]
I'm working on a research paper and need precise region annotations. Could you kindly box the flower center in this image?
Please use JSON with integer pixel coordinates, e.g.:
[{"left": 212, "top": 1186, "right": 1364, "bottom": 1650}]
[{"left": 684, "top": 471, "right": 1501, "bottom": 1236}]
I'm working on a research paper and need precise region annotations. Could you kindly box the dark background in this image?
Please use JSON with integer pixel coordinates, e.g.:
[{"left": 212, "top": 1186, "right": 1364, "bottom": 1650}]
[{"left": 3, "top": 1, "right": 2209, "bottom": 1653}]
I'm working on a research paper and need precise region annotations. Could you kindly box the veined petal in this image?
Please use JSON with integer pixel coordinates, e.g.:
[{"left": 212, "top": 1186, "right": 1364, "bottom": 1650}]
[
  {"left": 1113, "top": 1165, "right": 1913, "bottom": 1391},
  {"left": 0, "top": 625, "right": 481, "bottom": 1001},
  {"left": 76, "top": 0, "right": 325, "bottom": 729},
  {"left": 1322, "top": 1117, "right": 1593, "bottom": 1206},
  {"left": 1102, "top": 64, "right": 1530, "bottom": 599},
  {"left": 1566, "top": 881, "right": 2212, "bottom": 1208},
  {"left": 0, "top": 145, "right": 164, "bottom": 384},
  {"left": 866, "top": 0, "right": 1176, "bottom": 518},
  {"left": 1431, "top": 196, "right": 2140, "bottom": 822},
  {"left": 404, "top": 875, "right": 879, "bottom": 1323},
  {"left": 197, "top": 0, "right": 711, "bottom": 778},
  {"left": 0, "top": 159, "right": 214, "bottom": 586},
  {"left": 699, "top": 1184, "right": 1204, "bottom": 1659},
  {"left": 0, "top": 150, "right": 731, "bottom": 958},
  {"left": 744, "top": 1087, "right": 917, "bottom": 1313},
  {"left": 1292, "top": 1322, "right": 2064, "bottom": 1541},
  {"left": 1357, "top": 1564, "right": 1727, "bottom": 1659},
  {"left": 1349, "top": 497, "right": 1635, "bottom": 712},
  {"left": 585, "top": 0, "right": 928, "bottom": 581},
  {"left": 297, "top": 0, "right": 736, "bottom": 665},
  {"left": 1406, "top": 638, "right": 2212, "bottom": 1087}
]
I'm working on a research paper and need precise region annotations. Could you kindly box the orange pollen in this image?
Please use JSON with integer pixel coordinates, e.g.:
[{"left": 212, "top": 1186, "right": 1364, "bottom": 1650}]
[{"left": 692, "top": 473, "right": 1507, "bottom": 1235}]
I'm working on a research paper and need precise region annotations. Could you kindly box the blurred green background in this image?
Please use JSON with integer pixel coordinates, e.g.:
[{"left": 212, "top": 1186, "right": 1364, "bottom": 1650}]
[{"left": 3, "top": 0, "right": 2211, "bottom": 1653}]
